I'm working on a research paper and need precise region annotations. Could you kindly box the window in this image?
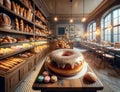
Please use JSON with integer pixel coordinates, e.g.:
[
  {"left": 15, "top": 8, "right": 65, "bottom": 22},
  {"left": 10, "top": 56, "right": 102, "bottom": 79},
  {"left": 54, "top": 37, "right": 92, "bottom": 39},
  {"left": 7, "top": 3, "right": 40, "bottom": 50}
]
[
  {"left": 101, "top": 7, "right": 120, "bottom": 42},
  {"left": 87, "top": 22, "right": 96, "bottom": 40}
]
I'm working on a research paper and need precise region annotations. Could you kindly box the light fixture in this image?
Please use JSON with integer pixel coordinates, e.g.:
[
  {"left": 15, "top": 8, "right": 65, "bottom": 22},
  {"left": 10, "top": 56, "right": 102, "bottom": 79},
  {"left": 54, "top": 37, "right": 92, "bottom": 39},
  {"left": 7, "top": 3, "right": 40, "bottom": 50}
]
[
  {"left": 69, "top": 0, "right": 74, "bottom": 23},
  {"left": 81, "top": 0, "right": 86, "bottom": 22},
  {"left": 54, "top": 0, "right": 58, "bottom": 22}
]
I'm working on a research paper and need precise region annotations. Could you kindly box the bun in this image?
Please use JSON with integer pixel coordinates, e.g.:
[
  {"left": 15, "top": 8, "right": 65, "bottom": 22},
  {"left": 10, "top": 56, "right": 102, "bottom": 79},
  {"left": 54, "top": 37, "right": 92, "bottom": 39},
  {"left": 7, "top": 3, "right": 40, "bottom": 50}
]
[{"left": 84, "top": 72, "right": 97, "bottom": 82}]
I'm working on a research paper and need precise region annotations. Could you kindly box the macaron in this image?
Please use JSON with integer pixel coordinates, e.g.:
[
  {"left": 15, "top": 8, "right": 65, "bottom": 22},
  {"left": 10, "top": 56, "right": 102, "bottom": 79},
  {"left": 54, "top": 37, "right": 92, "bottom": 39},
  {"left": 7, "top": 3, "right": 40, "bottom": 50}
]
[
  {"left": 51, "top": 75, "right": 58, "bottom": 83},
  {"left": 38, "top": 75, "right": 44, "bottom": 82},
  {"left": 42, "top": 71, "right": 49, "bottom": 76},
  {"left": 44, "top": 76, "right": 50, "bottom": 83}
]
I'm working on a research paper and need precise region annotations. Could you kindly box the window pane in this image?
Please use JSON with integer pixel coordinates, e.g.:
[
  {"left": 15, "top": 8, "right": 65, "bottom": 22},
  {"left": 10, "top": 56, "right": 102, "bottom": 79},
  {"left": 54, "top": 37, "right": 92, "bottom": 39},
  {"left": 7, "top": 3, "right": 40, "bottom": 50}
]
[
  {"left": 113, "top": 34, "right": 118, "bottom": 42},
  {"left": 113, "top": 10, "right": 118, "bottom": 18},
  {"left": 113, "top": 27, "right": 118, "bottom": 34},
  {"left": 113, "top": 18, "right": 118, "bottom": 26}
]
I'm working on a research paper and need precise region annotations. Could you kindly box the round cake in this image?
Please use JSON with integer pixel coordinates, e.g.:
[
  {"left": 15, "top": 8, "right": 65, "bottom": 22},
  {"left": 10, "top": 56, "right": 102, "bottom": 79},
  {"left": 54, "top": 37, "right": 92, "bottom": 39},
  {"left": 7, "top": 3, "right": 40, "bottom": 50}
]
[{"left": 46, "top": 49, "right": 85, "bottom": 76}]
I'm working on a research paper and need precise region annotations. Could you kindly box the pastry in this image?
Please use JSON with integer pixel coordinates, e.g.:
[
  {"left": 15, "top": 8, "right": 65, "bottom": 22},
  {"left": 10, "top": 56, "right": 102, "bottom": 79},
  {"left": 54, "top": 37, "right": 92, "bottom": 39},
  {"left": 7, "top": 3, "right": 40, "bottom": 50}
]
[
  {"left": 38, "top": 75, "right": 44, "bottom": 82},
  {"left": 51, "top": 75, "right": 58, "bottom": 83},
  {"left": 44, "top": 76, "right": 50, "bottom": 83},
  {"left": 84, "top": 72, "right": 97, "bottom": 82},
  {"left": 46, "top": 49, "right": 84, "bottom": 76},
  {"left": 15, "top": 18, "right": 19, "bottom": 30},
  {"left": 42, "top": 71, "right": 49, "bottom": 76}
]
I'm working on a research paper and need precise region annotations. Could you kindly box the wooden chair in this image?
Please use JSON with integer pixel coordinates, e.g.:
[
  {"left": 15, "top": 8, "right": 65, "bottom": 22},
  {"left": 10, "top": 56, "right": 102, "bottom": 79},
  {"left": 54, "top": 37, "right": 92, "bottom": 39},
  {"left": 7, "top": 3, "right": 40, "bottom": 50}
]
[{"left": 102, "top": 48, "right": 115, "bottom": 68}]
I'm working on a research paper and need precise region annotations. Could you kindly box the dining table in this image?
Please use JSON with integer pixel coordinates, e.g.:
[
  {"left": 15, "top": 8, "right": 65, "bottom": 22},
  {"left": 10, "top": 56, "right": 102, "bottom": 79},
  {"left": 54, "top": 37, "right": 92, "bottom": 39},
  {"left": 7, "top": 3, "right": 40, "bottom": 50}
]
[{"left": 32, "top": 57, "right": 104, "bottom": 92}]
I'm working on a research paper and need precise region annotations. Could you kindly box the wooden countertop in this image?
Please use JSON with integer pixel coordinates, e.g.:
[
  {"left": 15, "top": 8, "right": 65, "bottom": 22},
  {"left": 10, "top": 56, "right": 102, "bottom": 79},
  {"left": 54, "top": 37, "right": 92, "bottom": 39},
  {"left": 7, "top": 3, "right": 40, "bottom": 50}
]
[{"left": 32, "top": 60, "right": 104, "bottom": 92}]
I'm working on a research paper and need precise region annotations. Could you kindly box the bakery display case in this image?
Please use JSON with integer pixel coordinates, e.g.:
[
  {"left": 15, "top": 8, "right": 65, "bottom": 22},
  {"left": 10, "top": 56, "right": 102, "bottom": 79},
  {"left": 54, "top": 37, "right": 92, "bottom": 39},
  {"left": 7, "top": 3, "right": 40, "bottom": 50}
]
[{"left": 0, "top": 0, "right": 50, "bottom": 92}]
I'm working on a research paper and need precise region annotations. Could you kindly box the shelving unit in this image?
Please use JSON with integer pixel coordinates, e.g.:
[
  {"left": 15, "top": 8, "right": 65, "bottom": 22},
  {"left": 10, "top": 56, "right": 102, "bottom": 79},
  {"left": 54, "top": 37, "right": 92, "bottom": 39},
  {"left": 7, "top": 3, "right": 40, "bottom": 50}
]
[{"left": 0, "top": 0, "right": 50, "bottom": 92}]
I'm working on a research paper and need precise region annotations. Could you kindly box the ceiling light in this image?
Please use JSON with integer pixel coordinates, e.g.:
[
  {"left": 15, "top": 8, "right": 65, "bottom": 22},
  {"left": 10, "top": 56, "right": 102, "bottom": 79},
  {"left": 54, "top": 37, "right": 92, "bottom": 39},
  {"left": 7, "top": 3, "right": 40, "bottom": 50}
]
[
  {"left": 54, "top": 16, "right": 58, "bottom": 21},
  {"left": 54, "top": 0, "right": 58, "bottom": 22},
  {"left": 70, "top": 18, "right": 73, "bottom": 23},
  {"left": 69, "top": 0, "right": 74, "bottom": 23},
  {"left": 81, "top": 0, "right": 86, "bottom": 22},
  {"left": 81, "top": 17, "right": 86, "bottom": 22}
]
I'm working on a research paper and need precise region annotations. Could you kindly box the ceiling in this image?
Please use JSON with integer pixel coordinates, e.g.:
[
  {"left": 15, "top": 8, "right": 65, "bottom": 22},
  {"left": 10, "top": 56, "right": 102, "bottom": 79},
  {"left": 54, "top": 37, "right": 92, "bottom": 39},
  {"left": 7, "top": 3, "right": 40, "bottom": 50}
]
[{"left": 35, "top": 0, "right": 110, "bottom": 22}]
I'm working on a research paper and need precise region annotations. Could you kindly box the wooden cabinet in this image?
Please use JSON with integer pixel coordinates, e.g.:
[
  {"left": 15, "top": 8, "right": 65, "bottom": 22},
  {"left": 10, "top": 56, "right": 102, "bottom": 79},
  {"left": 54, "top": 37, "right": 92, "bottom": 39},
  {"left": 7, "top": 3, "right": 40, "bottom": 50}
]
[{"left": 0, "top": 0, "right": 50, "bottom": 92}]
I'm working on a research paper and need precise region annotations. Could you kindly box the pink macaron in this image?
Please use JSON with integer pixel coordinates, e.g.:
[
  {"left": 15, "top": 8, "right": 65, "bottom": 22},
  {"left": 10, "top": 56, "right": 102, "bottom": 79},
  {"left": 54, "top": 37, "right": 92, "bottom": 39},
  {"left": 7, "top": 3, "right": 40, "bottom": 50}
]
[
  {"left": 44, "top": 76, "right": 50, "bottom": 83},
  {"left": 42, "top": 71, "right": 49, "bottom": 76}
]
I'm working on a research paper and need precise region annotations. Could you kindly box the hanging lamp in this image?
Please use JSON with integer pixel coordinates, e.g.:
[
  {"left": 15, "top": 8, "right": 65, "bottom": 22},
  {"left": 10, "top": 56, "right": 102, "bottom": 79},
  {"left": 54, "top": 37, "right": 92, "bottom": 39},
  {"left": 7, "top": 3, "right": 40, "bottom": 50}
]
[
  {"left": 81, "top": 0, "right": 86, "bottom": 22},
  {"left": 69, "top": 0, "right": 74, "bottom": 23},
  {"left": 54, "top": 0, "right": 58, "bottom": 22}
]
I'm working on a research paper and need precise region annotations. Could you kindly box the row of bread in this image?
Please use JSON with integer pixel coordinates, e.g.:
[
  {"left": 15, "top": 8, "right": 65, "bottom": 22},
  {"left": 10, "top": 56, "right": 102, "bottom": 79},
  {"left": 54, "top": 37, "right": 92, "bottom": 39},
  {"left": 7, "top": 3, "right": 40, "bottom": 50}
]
[
  {"left": 0, "top": 0, "right": 33, "bottom": 21},
  {"left": 0, "top": 43, "right": 33, "bottom": 56},
  {"left": 0, "top": 57, "right": 25, "bottom": 72},
  {"left": 0, "top": 44, "right": 49, "bottom": 73},
  {"left": 0, "top": 36, "right": 30, "bottom": 44},
  {"left": 0, "top": 45, "right": 45, "bottom": 72},
  {"left": 35, "top": 20, "right": 46, "bottom": 29},
  {"left": 53, "top": 40, "right": 70, "bottom": 49},
  {"left": 35, "top": 10, "right": 46, "bottom": 23},
  {"left": 15, "top": 18, "right": 33, "bottom": 33},
  {"left": 0, "top": 42, "right": 49, "bottom": 56},
  {"left": 0, "top": 36, "right": 47, "bottom": 44},
  {"left": 35, "top": 28, "right": 49, "bottom": 36},
  {"left": 31, "top": 45, "right": 49, "bottom": 53}
]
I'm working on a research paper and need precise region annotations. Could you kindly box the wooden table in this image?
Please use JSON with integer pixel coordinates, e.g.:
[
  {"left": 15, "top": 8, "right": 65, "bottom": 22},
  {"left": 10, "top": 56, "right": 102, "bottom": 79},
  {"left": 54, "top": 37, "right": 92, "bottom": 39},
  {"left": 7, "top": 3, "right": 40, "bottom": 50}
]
[{"left": 32, "top": 62, "right": 104, "bottom": 92}]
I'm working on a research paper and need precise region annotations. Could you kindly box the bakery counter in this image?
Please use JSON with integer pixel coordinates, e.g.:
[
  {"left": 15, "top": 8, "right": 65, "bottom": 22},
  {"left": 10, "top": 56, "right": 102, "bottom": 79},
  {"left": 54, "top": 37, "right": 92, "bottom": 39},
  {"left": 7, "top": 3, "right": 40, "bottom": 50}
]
[
  {"left": 32, "top": 61, "right": 104, "bottom": 92},
  {"left": 0, "top": 54, "right": 36, "bottom": 92}
]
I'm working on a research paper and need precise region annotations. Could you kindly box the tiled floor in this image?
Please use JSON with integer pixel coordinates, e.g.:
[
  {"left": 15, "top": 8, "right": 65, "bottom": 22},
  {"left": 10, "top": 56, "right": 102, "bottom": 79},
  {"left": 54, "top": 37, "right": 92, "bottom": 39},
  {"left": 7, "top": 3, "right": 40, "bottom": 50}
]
[{"left": 15, "top": 47, "right": 120, "bottom": 92}]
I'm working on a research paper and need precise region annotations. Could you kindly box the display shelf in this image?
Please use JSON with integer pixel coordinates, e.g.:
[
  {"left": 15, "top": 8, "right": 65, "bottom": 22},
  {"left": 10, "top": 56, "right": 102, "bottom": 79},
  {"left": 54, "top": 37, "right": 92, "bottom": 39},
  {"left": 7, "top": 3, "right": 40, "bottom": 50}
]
[
  {"left": 0, "top": 47, "right": 33, "bottom": 60},
  {"left": 0, "top": 28, "right": 34, "bottom": 35},
  {"left": 17, "top": 0, "right": 33, "bottom": 11},
  {"left": 35, "top": 14, "right": 46, "bottom": 25},
  {"left": 0, "top": 4, "right": 34, "bottom": 25},
  {"left": 35, "top": 24, "right": 45, "bottom": 30},
  {"left": 0, "top": 41, "right": 31, "bottom": 47},
  {"left": 35, "top": 34, "right": 47, "bottom": 37}
]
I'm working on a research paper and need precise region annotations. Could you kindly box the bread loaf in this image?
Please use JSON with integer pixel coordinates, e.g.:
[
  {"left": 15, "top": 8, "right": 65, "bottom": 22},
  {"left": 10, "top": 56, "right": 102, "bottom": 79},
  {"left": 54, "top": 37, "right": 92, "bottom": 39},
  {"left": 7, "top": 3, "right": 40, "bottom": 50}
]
[
  {"left": 0, "top": 13, "right": 11, "bottom": 25},
  {"left": 4, "top": 0, "right": 11, "bottom": 9},
  {"left": 84, "top": 72, "right": 97, "bottom": 82},
  {"left": 11, "top": 1, "right": 16, "bottom": 13},
  {"left": 19, "top": 7, "right": 24, "bottom": 16},
  {"left": 23, "top": 9, "right": 26, "bottom": 18},
  {"left": 19, "top": 20, "right": 24, "bottom": 31},
  {"left": 15, "top": 18, "right": 19, "bottom": 30},
  {"left": 16, "top": 4, "right": 20, "bottom": 15}
]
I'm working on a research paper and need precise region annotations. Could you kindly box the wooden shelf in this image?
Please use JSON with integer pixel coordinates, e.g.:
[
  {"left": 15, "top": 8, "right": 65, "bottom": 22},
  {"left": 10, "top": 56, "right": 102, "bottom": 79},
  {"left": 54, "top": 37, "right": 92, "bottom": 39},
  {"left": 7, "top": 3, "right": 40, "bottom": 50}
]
[
  {"left": 35, "top": 24, "right": 45, "bottom": 30},
  {"left": 35, "top": 15, "right": 46, "bottom": 25},
  {"left": 0, "top": 47, "right": 33, "bottom": 60},
  {"left": 0, "top": 41, "right": 31, "bottom": 47},
  {"left": 0, "top": 28, "right": 34, "bottom": 35},
  {"left": 0, "top": 4, "right": 34, "bottom": 25}
]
